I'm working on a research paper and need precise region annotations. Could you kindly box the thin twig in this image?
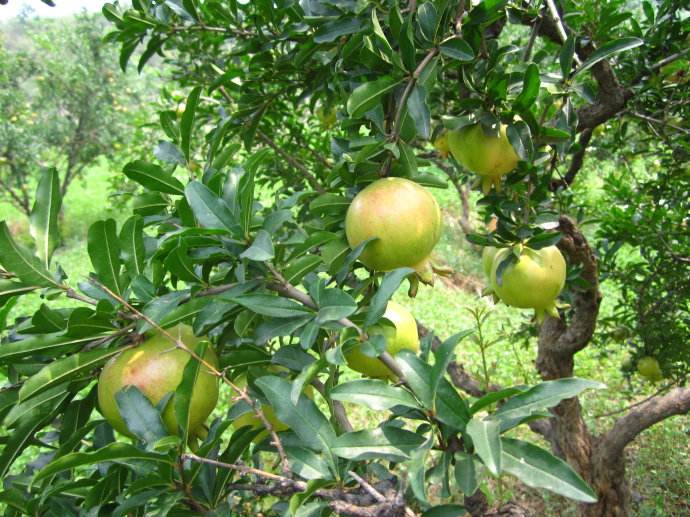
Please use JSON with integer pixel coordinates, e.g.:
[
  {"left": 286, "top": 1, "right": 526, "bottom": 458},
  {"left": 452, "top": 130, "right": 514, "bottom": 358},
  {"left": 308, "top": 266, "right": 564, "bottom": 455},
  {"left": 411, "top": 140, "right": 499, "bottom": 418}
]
[{"left": 594, "top": 382, "right": 675, "bottom": 419}]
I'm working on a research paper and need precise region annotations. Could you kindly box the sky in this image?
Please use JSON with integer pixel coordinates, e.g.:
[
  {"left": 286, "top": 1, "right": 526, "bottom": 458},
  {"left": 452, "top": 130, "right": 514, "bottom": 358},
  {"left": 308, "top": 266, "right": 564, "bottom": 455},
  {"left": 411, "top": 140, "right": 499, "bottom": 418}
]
[{"left": 0, "top": 0, "right": 103, "bottom": 20}]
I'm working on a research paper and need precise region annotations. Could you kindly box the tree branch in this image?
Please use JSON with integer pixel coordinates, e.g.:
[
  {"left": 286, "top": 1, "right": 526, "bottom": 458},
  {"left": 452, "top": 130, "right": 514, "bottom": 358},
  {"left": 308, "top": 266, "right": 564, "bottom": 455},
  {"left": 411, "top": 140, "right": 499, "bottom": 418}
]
[{"left": 595, "top": 386, "right": 690, "bottom": 465}]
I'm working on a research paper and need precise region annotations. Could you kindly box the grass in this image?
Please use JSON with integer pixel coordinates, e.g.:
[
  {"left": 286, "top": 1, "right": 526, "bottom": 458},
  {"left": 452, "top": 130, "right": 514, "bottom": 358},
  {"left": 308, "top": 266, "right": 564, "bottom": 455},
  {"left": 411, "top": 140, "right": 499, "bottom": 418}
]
[{"left": 1, "top": 162, "right": 687, "bottom": 515}]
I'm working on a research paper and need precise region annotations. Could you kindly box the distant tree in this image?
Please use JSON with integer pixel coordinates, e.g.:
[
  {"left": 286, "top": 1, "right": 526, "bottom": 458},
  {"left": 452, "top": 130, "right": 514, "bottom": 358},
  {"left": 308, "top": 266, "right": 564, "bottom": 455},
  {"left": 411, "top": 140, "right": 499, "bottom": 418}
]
[{"left": 0, "top": 14, "right": 150, "bottom": 215}]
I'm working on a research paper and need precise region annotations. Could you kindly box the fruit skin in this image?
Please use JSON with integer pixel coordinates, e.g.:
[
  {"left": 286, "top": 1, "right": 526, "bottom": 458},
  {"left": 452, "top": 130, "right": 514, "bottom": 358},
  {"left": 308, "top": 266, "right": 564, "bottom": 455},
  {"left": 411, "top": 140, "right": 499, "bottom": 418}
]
[
  {"left": 345, "top": 301, "right": 420, "bottom": 380},
  {"left": 447, "top": 124, "right": 519, "bottom": 193},
  {"left": 345, "top": 178, "right": 442, "bottom": 271},
  {"left": 490, "top": 246, "right": 566, "bottom": 322},
  {"left": 482, "top": 246, "right": 498, "bottom": 280},
  {"left": 637, "top": 357, "right": 663, "bottom": 382},
  {"left": 97, "top": 324, "right": 219, "bottom": 439}
]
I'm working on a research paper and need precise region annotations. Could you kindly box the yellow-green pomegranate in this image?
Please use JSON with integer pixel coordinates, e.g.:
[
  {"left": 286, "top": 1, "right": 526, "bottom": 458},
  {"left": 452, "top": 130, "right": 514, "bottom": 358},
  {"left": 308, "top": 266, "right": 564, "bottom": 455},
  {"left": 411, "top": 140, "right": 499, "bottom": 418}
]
[
  {"left": 345, "top": 178, "right": 442, "bottom": 271},
  {"left": 637, "top": 357, "right": 663, "bottom": 383},
  {"left": 447, "top": 124, "right": 519, "bottom": 193},
  {"left": 482, "top": 246, "right": 498, "bottom": 280},
  {"left": 98, "top": 324, "right": 219, "bottom": 439},
  {"left": 490, "top": 246, "right": 566, "bottom": 322},
  {"left": 345, "top": 301, "right": 420, "bottom": 380}
]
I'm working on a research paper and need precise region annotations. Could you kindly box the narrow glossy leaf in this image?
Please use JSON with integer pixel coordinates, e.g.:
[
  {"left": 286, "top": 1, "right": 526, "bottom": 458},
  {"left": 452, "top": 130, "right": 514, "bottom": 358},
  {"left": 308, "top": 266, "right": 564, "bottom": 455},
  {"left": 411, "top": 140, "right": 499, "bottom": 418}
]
[
  {"left": 395, "top": 350, "right": 432, "bottom": 408},
  {"left": 154, "top": 141, "right": 185, "bottom": 165},
  {"left": 0, "top": 280, "right": 37, "bottom": 306},
  {"left": 409, "top": 436, "right": 434, "bottom": 504},
  {"left": 574, "top": 37, "right": 643, "bottom": 76},
  {"left": 30, "top": 168, "right": 62, "bottom": 268},
  {"left": 0, "top": 406, "right": 56, "bottom": 478},
  {"left": 65, "top": 308, "right": 116, "bottom": 338},
  {"left": 240, "top": 230, "right": 274, "bottom": 261},
  {"left": 0, "top": 334, "right": 96, "bottom": 363},
  {"left": 331, "top": 379, "right": 422, "bottom": 410},
  {"left": 492, "top": 378, "right": 605, "bottom": 428},
  {"left": 291, "top": 358, "right": 325, "bottom": 405},
  {"left": 309, "top": 194, "right": 350, "bottom": 216},
  {"left": 31, "top": 303, "right": 66, "bottom": 332},
  {"left": 180, "top": 87, "right": 201, "bottom": 163},
  {"left": 560, "top": 35, "right": 576, "bottom": 77},
  {"left": 87, "top": 219, "right": 124, "bottom": 296},
  {"left": 514, "top": 64, "right": 540, "bottom": 111},
  {"left": 431, "top": 330, "right": 473, "bottom": 404},
  {"left": 119, "top": 215, "right": 145, "bottom": 278},
  {"left": 436, "top": 378, "right": 471, "bottom": 429},
  {"left": 285, "top": 446, "right": 333, "bottom": 480},
  {"left": 19, "top": 347, "right": 123, "bottom": 402},
  {"left": 165, "top": 245, "right": 201, "bottom": 283},
  {"left": 284, "top": 255, "right": 322, "bottom": 285},
  {"left": 238, "top": 165, "right": 256, "bottom": 236},
  {"left": 364, "top": 268, "right": 414, "bottom": 328},
  {"left": 123, "top": 160, "right": 185, "bottom": 195},
  {"left": 347, "top": 76, "right": 401, "bottom": 118},
  {"left": 439, "top": 37, "right": 475, "bottom": 62},
  {"left": 506, "top": 121, "right": 533, "bottom": 161},
  {"left": 185, "top": 181, "right": 239, "bottom": 234},
  {"left": 174, "top": 341, "right": 209, "bottom": 444},
  {"left": 213, "top": 426, "right": 263, "bottom": 502},
  {"left": 116, "top": 386, "right": 168, "bottom": 445},
  {"left": 466, "top": 418, "right": 501, "bottom": 476},
  {"left": 314, "top": 17, "right": 362, "bottom": 43},
  {"left": 255, "top": 376, "right": 336, "bottom": 459},
  {"left": 34, "top": 442, "right": 173, "bottom": 482},
  {"left": 470, "top": 387, "right": 526, "bottom": 415},
  {"left": 501, "top": 438, "right": 597, "bottom": 502},
  {"left": 407, "top": 86, "right": 431, "bottom": 140},
  {"left": 454, "top": 451, "right": 478, "bottom": 495},
  {"left": 255, "top": 316, "right": 311, "bottom": 344},
  {"left": 3, "top": 383, "right": 70, "bottom": 428},
  {"left": 336, "top": 237, "right": 377, "bottom": 284},
  {"left": 423, "top": 505, "right": 466, "bottom": 517},
  {"left": 316, "top": 288, "right": 357, "bottom": 323},
  {"left": 417, "top": 1, "right": 438, "bottom": 41},
  {"left": 331, "top": 426, "right": 425, "bottom": 462},
  {"left": 137, "top": 291, "right": 187, "bottom": 333},
  {"left": 0, "top": 222, "right": 58, "bottom": 288},
  {"left": 230, "top": 294, "right": 311, "bottom": 318}
]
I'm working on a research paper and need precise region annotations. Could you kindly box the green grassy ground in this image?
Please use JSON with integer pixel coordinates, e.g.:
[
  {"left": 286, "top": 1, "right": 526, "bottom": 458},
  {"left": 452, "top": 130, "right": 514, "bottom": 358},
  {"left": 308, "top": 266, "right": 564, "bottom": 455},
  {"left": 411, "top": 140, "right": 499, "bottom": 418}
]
[{"left": 0, "top": 163, "right": 687, "bottom": 515}]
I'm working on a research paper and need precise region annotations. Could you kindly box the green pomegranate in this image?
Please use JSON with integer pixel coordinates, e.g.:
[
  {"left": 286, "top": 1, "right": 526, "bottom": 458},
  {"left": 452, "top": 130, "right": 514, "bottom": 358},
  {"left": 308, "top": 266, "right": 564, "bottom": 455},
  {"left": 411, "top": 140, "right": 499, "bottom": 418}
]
[
  {"left": 98, "top": 324, "right": 219, "bottom": 439},
  {"left": 482, "top": 246, "right": 498, "bottom": 280},
  {"left": 447, "top": 124, "right": 519, "bottom": 193},
  {"left": 637, "top": 357, "right": 663, "bottom": 383},
  {"left": 345, "top": 301, "right": 420, "bottom": 380},
  {"left": 490, "top": 246, "right": 566, "bottom": 322},
  {"left": 345, "top": 178, "right": 442, "bottom": 271}
]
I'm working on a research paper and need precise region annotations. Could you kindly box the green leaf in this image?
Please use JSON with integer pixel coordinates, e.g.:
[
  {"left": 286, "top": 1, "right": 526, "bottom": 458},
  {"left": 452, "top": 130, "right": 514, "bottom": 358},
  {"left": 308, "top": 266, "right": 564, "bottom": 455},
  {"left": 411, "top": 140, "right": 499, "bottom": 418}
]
[
  {"left": 123, "top": 160, "right": 185, "bottom": 195},
  {"left": 174, "top": 340, "right": 209, "bottom": 444},
  {"left": 284, "top": 255, "right": 323, "bottom": 285},
  {"left": 185, "top": 181, "right": 240, "bottom": 234},
  {"left": 440, "top": 37, "right": 475, "bottom": 62},
  {"left": 291, "top": 358, "right": 325, "bottom": 405},
  {"left": 255, "top": 376, "right": 336, "bottom": 460},
  {"left": 316, "top": 288, "right": 357, "bottom": 323},
  {"left": 119, "top": 215, "right": 145, "bottom": 278},
  {"left": 0, "top": 405, "right": 57, "bottom": 478},
  {"left": 417, "top": 1, "right": 438, "bottom": 41},
  {"left": 314, "top": 17, "right": 363, "bottom": 43},
  {"left": 116, "top": 386, "right": 168, "bottom": 445},
  {"left": 501, "top": 438, "right": 597, "bottom": 502},
  {"left": 3, "top": 383, "right": 70, "bottom": 428},
  {"left": 0, "top": 280, "right": 37, "bottom": 307},
  {"left": 29, "top": 168, "right": 62, "bottom": 268},
  {"left": 240, "top": 230, "right": 274, "bottom": 261},
  {"left": 431, "top": 330, "right": 473, "bottom": 405},
  {"left": 154, "top": 140, "right": 186, "bottom": 166},
  {"left": 492, "top": 378, "right": 605, "bottom": 429},
  {"left": 454, "top": 451, "right": 478, "bottom": 495},
  {"left": 466, "top": 418, "right": 502, "bottom": 476},
  {"left": 34, "top": 442, "right": 173, "bottom": 482},
  {"left": 180, "top": 87, "right": 201, "bottom": 163},
  {"left": 331, "top": 426, "right": 425, "bottom": 462},
  {"left": 347, "top": 76, "right": 402, "bottom": 118},
  {"left": 0, "top": 334, "right": 96, "bottom": 363},
  {"left": 407, "top": 86, "right": 431, "bottom": 140},
  {"left": 285, "top": 446, "right": 333, "bottom": 481},
  {"left": 423, "top": 505, "right": 467, "bottom": 517},
  {"left": 309, "top": 194, "right": 350, "bottom": 217},
  {"left": 560, "top": 35, "right": 576, "bottom": 77},
  {"left": 365, "top": 268, "right": 414, "bottom": 328},
  {"left": 395, "top": 350, "right": 432, "bottom": 408},
  {"left": 165, "top": 244, "right": 201, "bottom": 283},
  {"left": 66, "top": 307, "right": 117, "bottom": 338},
  {"left": 230, "top": 294, "right": 312, "bottom": 318},
  {"left": 469, "top": 387, "right": 527, "bottom": 415},
  {"left": 0, "top": 222, "right": 59, "bottom": 288},
  {"left": 514, "top": 64, "right": 540, "bottom": 111},
  {"left": 87, "top": 219, "right": 124, "bottom": 296},
  {"left": 331, "top": 379, "right": 422, "bottom": 410},
  {"left": 18, "top": 347, "right": 123, "bottom": 403},
  {"left": 574, "top": 37, "right": 643, "bottom": 76}
]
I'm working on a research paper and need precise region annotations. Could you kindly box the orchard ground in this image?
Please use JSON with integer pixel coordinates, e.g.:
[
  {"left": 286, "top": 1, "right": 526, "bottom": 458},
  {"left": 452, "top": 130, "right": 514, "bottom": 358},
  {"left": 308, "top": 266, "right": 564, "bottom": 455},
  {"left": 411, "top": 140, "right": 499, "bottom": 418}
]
[{"left": 0, "top": 160, "right": 687, "bottom": 516}]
